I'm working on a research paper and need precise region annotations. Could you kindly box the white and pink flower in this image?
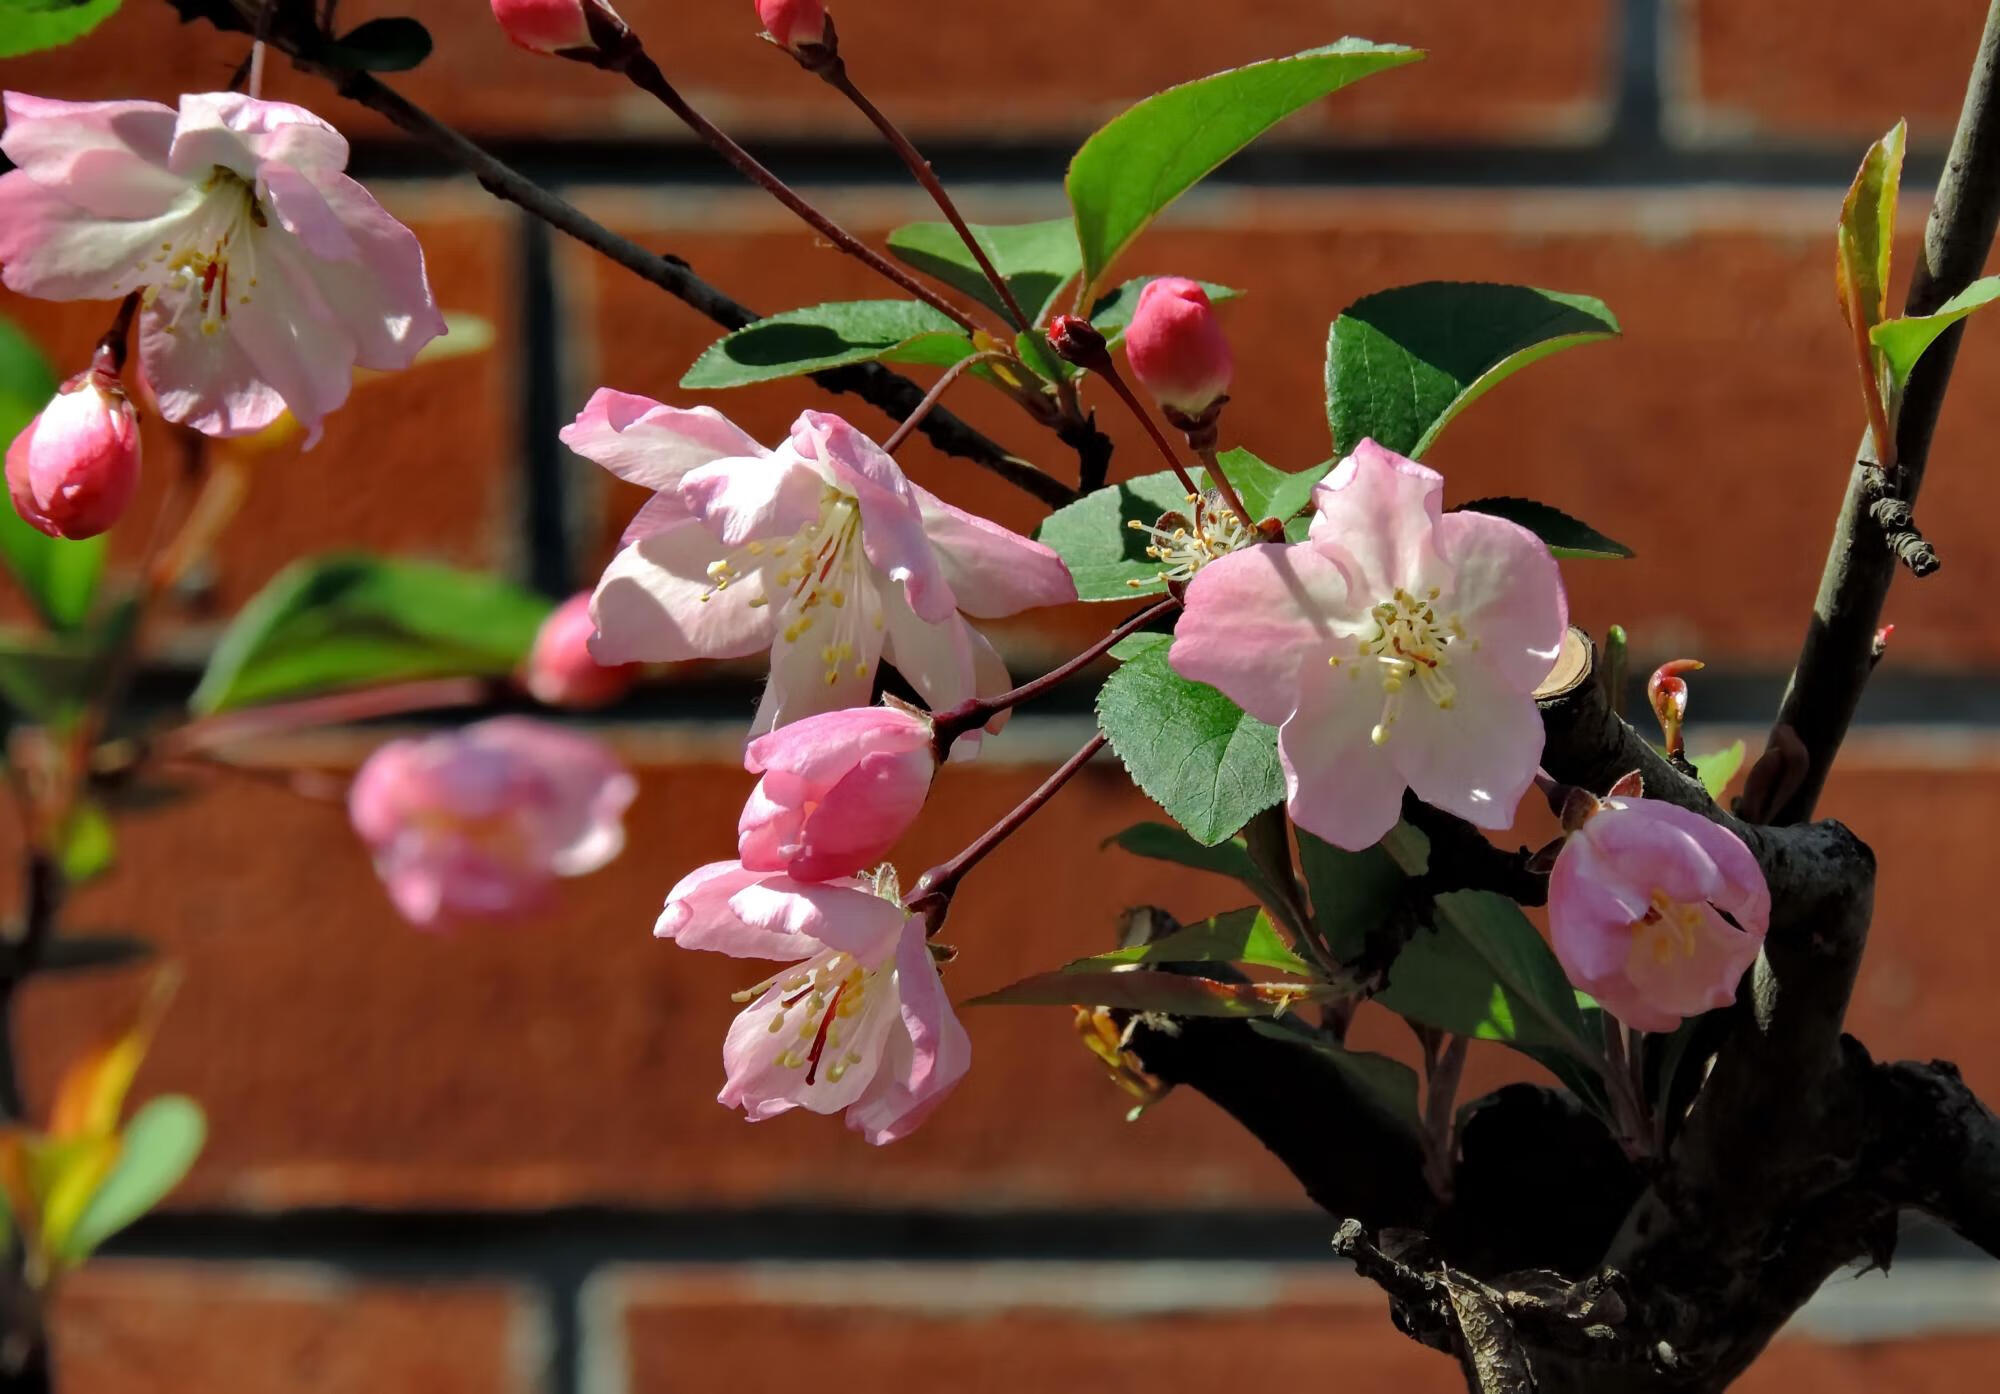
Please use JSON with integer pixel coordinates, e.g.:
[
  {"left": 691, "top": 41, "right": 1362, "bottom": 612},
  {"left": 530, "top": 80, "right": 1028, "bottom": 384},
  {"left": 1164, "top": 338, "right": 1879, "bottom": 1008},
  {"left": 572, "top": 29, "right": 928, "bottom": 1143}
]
[
  {"left": 1170, "top": 439, "right": 1567, "bottom": 851},
  {"left": 0, "top": 92, "right": 446, "bottom": 442},
  {"left": 1549, "top": 794, "right": 1769, "bottom": 1033},
  {"left": 567, "top": 395, "right": 1075, "bottom": 735},
  {"left": 349, "top": 717, "right": 636, "bottom": 928},
  {"left": 658, "top": 861, "right": 969, "bottom": 1144}
]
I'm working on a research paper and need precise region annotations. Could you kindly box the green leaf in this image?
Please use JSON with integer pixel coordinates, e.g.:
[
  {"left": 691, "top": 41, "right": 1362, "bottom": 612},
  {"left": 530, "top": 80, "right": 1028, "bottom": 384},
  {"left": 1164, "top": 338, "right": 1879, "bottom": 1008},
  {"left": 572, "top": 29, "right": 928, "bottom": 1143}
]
[
  {"left": 1079, "top": 906, "right": 1312, "bottom": 976},
  {"left": 1871, "top": 276, "right": 2000, "bottom": 389},
  {"left": 1088, "top": 278, "right": 1243, "bottom": 349},
  {"left": 887, "top": 219, "right": 1081, "bottom": 325},
  {"left": 681, "top": 301, "right": 975, "bottom": 389},
  {"left": 0, "top": 319, "right": 104, "bottom": 632},
  {"left": 57, "top": 801, "right": 115, "bottom": 885},
  {"left": 967, "top": 967, "right": 1330, "bottom": 1017},
  {"left": 60, "top": 1095, "right": 205, "bottom": 1262},
  {"left": 1106, "top": 822, "right": 1284, "bottom": 910},
  {"left": 191, "top": 554, "right": 551, "bottom": 715},
  {"left": 1096, "top": 636, "right": 1283, "bottom": 845},
  {"left": 1453, "top": 497, "right": 1634, "bottom": 560},
  {"left": 1325, "top": 282, "right": 1621, "bottom": 459},
  {"left": 1296, "top": 831, "right": 1409, "bottom": 963},
  {"left": 0, "top": 0, "right": 123, "bottom": 57},
  {"left": 1837, "top": 121, "right": 1906, "bottom": 337},
  {"left": 38, "top": 935, "right": 154, "bottom": 975},
  {"left": 1066, "top": 41, "right": 1422, "bottom": 297},
  {"left": 1378, "top": 888, "right": 1602, "bottom": 1099},
  {"left": 1032, "top": 471, "right": 1190, "bottom": 601},
  {"left": 1260, "top": 461, "right": 1333, "bottom": 526},
  {"left": 1205, "top": 448, "right": 1288, "bottom": 522},
  {"left": 1247, "top": 1021, "right": 1422, "bottom": 1132},
  {"left": 1692, "top": 740, "right": 1747, "bottom": 801},
  {"left": 1107, "top": 632, "right": 1171, "bottom": 663},
  {"left": 320, "top": 16, "right": 432, "bottom": 71}
]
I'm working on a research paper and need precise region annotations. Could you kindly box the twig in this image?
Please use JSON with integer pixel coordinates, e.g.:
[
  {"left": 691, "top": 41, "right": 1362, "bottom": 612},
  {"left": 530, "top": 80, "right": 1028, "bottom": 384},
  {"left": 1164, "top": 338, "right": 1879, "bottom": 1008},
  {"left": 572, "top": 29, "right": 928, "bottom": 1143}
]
[
  {"left": 1769, "top": 0, "right": 2000, "bottom": 824},
  {"left": 882, "top": 352, "right": 1007, "bottom": 454}
]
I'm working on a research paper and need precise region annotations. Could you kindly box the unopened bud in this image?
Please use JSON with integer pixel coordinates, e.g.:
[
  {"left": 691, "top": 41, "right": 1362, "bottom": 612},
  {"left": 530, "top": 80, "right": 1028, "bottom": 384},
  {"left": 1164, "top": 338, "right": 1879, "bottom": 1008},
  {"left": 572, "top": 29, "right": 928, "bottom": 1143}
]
[
  {"left": 491, "top": 0, "right": 623, "bottom": 55},
  {"left": 1124, "top": 277, "right": 1233, "bottom": 415},
  {"left": 757, "top": 0, "right": 830, "bottom": 51},
  {"left": 1047, "top": 314, "right": 1111, "bottom": 372},
  {"left": 1647, "top": 659, "right": 1702, "bottom": 760},
  {"left": 522, "top": 592, "right": 637, "bottom": 709},
  {"left": 6, "top": 375, "right": 141, "bottom": 541}
]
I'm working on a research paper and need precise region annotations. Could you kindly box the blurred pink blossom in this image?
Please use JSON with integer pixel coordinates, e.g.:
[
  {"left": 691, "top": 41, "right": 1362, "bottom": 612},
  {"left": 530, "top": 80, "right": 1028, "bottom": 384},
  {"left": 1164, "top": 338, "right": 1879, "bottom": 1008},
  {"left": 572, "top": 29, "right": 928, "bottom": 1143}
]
[{"left": 522, "top": 592, "right": 636, "bottom": 709}]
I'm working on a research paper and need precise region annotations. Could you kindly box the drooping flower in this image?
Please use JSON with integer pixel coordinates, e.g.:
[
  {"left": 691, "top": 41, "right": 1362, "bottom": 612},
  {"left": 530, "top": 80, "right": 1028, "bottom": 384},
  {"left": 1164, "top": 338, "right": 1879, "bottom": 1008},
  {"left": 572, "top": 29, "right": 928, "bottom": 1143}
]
[
  {"left": 6, "top": 373, "right": 140, "bottom": 539},
  {"left": 1170, "top": 439, "right": 1567, "bottom": 851},
  {"left": 0, "top": 92, "right": 446, "bottom": 443},
  {"left": 568, "top": 395, "right": 1075, "bottom": 735},
  {"left": 1548, "top": 793, "right": 1770, "bottom": 1032},
  {"left": 757, "top": 0, "right": 829, "bottom": 52},
  {"left": 349, "top": 717, "right": 636, "bottom": 928},
  {"left": 1123, "top": 277, "right": 1233, "bottom": 417},
  {"left": 657, "top": 861, "right": 969, "bottom": 1144},
  {"left": 739, "top": 703, "right": 936, "bottom": 880},
  {"left": 521, "top": 591, "right": 637, "bottom": 709}
]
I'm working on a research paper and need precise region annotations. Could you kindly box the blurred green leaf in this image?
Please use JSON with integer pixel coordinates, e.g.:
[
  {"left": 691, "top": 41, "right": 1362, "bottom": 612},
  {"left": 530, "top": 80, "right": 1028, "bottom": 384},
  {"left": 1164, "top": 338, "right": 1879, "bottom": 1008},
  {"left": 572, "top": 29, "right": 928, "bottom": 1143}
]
[
  {"left": 191, "top": 554, "right": 552, "bottom": 714},
  {"left": 60, "top": 1095, "right": 205, "bottom": 1262},
  {"left": 681, "top": 301, "right": 974, "bottom": 389},
  {"left": 38, "top": 935, "right": 154, "bottom": 975},
  {"left": 57, "top": 801, "right": 115, "bottom": 885},
  {"left": 1692, "top": 740, "right": 1747, "bottom": 801},
  {"left": 321, "top": 16, "right": 432, "bottom": 71},
  {"left": 0, "top": 0, "right": 123, "bottom": 57}
]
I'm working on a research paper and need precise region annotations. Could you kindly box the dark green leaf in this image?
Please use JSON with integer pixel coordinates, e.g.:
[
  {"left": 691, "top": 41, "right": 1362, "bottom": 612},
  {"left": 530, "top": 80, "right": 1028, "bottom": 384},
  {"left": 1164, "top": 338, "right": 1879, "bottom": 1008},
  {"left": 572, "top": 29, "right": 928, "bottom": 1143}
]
[
  {"left": 1096, "top": 636, "right": 1283, "bottom": 845},
  {"left": 967, "top": 967, "right": 1332, "bottom": 1017},
  {"left": 1106, "top": 822, "right": 1284, "bottom": 909},
  {"left": 0, "top": 318, "right": 104, "bottom": 631},
  {"left": 1326, "top": 282, "right": 1620, "bottom": 459},
  {"left": 1453, "top": 497, "right": 1634, "bottom": 560},
  {"left": 1871, "top": 275, "right": 2000, "bottom": 389},
  {"left": 1296, "top": 830, "right": 1409, "bottom": 963},
  {"left": 191, "top": 554, "right": 551, "bottom": 714},
  {"left": 60, "top": 1095, "right": 205, "bottom": 1262},
  {"left": 1067, "top": 41, "right": 1422, "bottom": 296},
  {"left": 322, "top": 16, "right": 433, "bottom": 71},
  {"left": 1248, "top": 1020, "right": 1422, "bottom": 1132},
  {"left": 681, "top": 301, "right": 974, "bottom": 389},
  {"left": 37, "top": 935, "right": 154, "bottom": 975},
  {"left": 887, "top": 219, "right": 1081, "bottom": 324},
  {"left": 1088, "top": 278, "right": 1242, "bottom": 349},
  {"left": 0, "top": 0, "right": 122, "bottom": 57},
  {"left": 1075, "top": 906, "right": 1311, "bottom": 976},
  {"left": 1260, "top": 460, "right": 1333, "bottom": 526},
  {"left": 1032, "top": 471, "right": 1190, "bottom": 601}
]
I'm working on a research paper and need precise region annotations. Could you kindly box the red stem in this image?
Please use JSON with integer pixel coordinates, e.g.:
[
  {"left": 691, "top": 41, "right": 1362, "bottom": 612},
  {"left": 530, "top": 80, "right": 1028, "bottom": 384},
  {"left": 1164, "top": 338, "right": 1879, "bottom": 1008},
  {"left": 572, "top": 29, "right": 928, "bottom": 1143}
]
[
  {"left": 882, "top": 352, "right": 1006, "bottom": 454},
  {"left": 1091, "top": 356, "right": 1257, "bottom": 534}
]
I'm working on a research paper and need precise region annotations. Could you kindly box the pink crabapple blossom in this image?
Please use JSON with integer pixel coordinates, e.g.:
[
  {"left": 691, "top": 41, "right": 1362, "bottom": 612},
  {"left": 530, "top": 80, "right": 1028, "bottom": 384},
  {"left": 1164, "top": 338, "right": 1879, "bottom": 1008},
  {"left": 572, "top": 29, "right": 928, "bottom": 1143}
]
[
  {"left": 490, "top": 0, "right": 596, "bottom": 54},
  {"left": 566, "top": 394, "right": 1075, "bottom": 736},
  {"left": 738, "top": 703, "right": 937, "bottom": 881},
  {"left": 1170, "top": 439, "right": 1568, "bottom": 851},
  {"left": 657, "top": 861, "right": 969, "bottom": 1144},
  {"left": 521, "top": 591, "right": 637, "bottom": 709},
  {"left": 6, "top": 373, "right": 141, "bottom": 540},
  {"left": 0, "top": 92, "right": 446, "bottom": 443},
  {"left": 1123, "top": 277, "right": 1234, "bottom": 416},
  {"left": 1548, "top": 793, "right": 1770, "bottom": 1033},
  {"left": 757, "top": 0, "right": 829, "bottom": 52},
  {"left": 349, "top": 717, "right": 636, "bottom": 929}
]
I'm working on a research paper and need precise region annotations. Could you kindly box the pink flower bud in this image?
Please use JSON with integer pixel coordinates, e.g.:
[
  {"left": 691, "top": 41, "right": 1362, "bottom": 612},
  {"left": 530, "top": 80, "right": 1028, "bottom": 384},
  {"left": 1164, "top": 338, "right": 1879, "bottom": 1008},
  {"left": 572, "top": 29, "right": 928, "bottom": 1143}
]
[
  {"left": 5, "top": 377, "right": 141, "bottom": 540},
  {"left": 738, "top": 704, "right": 936, "bottom": 881},
  {"left": 522, "top": 592, "right": 636, "bottom": 709},
  {"left": 1124, "top": 277, "right": 1233, "bottom": 416},
  {"left": 757, "top": 0, "right": 829, "bottom": 51},
  {"left": 490, "top": 0, "right": 600, "bottom": 54}
]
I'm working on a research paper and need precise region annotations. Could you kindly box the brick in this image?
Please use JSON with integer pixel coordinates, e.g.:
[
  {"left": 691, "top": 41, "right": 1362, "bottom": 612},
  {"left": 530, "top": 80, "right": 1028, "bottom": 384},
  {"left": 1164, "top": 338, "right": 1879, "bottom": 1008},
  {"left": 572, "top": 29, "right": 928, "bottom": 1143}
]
[
  {"left": 53, "top": 1261, "right": 543, "bottom": 1394},
  {"left": 1672, "top": 0, "right": 1987, "bottom": 145},
  {"left": 596, "top": 1260, "right": 2000, "bottom": 1394},
  {"left": 4, "top": 724, "right": 1996, "bottom": 1212},
  {"left": 569, "top": 187, "right": 2000, "bottom": 666},
  {"left": 0, "top": 193, "right": 519, "bottom": 632},
  {"left": 2, "top": 0, "right": 1609, "bottom": 146}
]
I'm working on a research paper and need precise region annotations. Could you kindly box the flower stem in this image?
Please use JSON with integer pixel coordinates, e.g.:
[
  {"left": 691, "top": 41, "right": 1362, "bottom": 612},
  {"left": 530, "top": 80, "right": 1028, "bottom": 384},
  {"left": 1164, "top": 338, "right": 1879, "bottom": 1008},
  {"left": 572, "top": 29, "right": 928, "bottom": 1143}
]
[
  {"left": 907, "top": 733, "right": 1106, "bottom": 930},
  {"left": 929, "top": 597, "right": 1179, "bottom": 757},
  {"left": 159, "top": 676, "right": 498, "bottom": 758},
  {"left": 882, "top": 352, "right": 1007, "bottom": 454},
  {"left": 821, "top": 65, "right": 1032, "bottom": 332},
  {"left": 604, "top": 42, "right": 984, "bottom": 335}
]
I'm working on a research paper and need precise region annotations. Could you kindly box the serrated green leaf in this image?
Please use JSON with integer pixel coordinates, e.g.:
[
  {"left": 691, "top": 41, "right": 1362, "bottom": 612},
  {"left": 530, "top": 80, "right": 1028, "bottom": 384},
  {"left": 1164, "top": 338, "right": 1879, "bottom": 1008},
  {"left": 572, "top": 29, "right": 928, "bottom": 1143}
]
[
  {"left": 1078, "top": 906, "right": 1312, "bottom": 976},
  {"left": 1837, "top": 121, "right": 1906, "bottom": 338},
  {"left": 191, "top": 554, "right": 551, "bottom": 714},
  {"left": 1096, "top": 637, "right": 1283, "bottom": 845},
  {"left": 59, "top": 1095, "right": 205, "bottom": 1263},
  {"left": 1871, "top": 275, "right": 2000, "bottom": 389},
  {"left": 0, "top": 0, "right": 123, "bottom": 57},
  {"left": 966, "top": 967, "right": 1331, "bottom": 1017},
  {"left": 1107, "top": 821, "right": 1284, "bottom": 909},
  {"left": 1088, "top": 278, "right": 1242, "bottom": 349},
  {"left": 1067, "top": 41, "right": 1422, "bottom": 297},
  {"left": 1325, "top": 282, "right": 1620, "bottom": 459},
  {"left": 681, "top": 301, "right": 974, "bottom": 389},
  {"left": 1453, "top": 497, "right": 1634, "bottom": 560},
  {"left": 1107, "top": 632, "right": 1171, "bottom": 662},
  {"left": 887, "top": 219, "right": 1081, "bottom": 325},
  {"left": 1033, "top": 471, "right": 1191, "bottom": 601},
  {"left": 0, "top": 318, "right": 105, "bottom": 632},
  {"left": 1692, "top": 740, "right": 1746, "bottom": 801},
  {"left": 1247, "top": 1020, "right": 1422, "bottom": 1133}
]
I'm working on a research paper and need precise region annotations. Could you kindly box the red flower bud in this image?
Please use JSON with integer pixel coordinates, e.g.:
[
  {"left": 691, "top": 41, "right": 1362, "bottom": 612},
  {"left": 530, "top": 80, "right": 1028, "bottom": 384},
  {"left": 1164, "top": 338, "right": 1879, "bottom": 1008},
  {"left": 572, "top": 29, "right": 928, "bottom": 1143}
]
[
  {"left": 6, "top": 376, "right": 141, "bottom": 541},
  {"left": 1046, "top": 314, "right": 1111, "bottom": 371},
  {"left": 1647, "top": 659, "right": 1703, "bottom": 760},
  {"left": 1124, "top": 277, "right": 1233, "bottom": 415},
  {"left": 491, "top": 0, "right": 617, "bottom": 54},
  {"left": 756, "top": 0, "right": 828, "bottom": 51},
  {"left": 522, "top": 592, "right": 637, "bottom": 709}
]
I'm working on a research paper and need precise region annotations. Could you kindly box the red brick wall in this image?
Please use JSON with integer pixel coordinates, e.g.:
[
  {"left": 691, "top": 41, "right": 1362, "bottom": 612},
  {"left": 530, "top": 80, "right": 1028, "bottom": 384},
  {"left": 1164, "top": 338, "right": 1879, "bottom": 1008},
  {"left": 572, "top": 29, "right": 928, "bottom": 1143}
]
[{"left": 6, "top": 0, "right": 2000, "bottom": 1390}]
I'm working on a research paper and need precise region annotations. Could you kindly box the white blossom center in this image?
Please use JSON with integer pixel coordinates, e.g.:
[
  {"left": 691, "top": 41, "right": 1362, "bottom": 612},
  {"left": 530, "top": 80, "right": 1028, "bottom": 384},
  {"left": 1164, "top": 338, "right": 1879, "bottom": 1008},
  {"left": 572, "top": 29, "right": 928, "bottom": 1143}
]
[
  {"left": 146, "top": 167, "right": 268, "bottom": 338},
  {"left": 1334, "top": 586, "right": 1473, "bottom": 747}
]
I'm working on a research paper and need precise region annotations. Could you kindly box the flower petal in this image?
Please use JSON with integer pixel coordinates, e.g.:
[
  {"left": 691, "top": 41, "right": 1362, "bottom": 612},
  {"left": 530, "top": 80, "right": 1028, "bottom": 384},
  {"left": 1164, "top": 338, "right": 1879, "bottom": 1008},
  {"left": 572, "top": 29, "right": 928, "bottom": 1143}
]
[
  {"left": 289, "top": 172, "right": 447, "bottom": 370},
  {"left": 726, "top": 877, "right": 907, "bottom": 961},
  {"left": 793, "top": 411, "right": 954, "bottom": 622},
  {"left": 0, "top": 93, "right": 183, "bottom": 218},
  {"left": 1308, "top": 438, "right": 1449, "bottom": 599},
  {"left": 1278, "top": 667, "right": 1407, "bottom": 851},
  {"left": 0, "top": 169, "right": 192, "bottom": 301},
  {"left": 910, "top": 482, "right": 1076, "bottom": 617},
  {"left": 879, "top": 581, "right": 979, "bottom": 712},
  {"left": 1390, "top": 662, "right": 1544, "bottom": 831},
  {"left": 589, "top": 518, "right": 778, "bottom": 665},
  {"left": 680, "top": 451, "right": 827, "bottom": 548},
  {"left": 750, "top": 583, "right": 883, "bottom": 737},
  {"left": 845, "top": 925, "right": 971, "bottom": 1145},
  {"left": 1170, "top": 542, "right": 1359, "bottom": 727},
  {"left": 560, "top": 390, "right": 769, "bottom": 492},
  {"left": 657, "top": 861, "right": 820, "bottom": 959},
  {"left": 168, "top": 93, "right": 349, "bottom": 183},
  {"left": 1436, "top": 508, "right": 1568, "bottom": 692}
]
